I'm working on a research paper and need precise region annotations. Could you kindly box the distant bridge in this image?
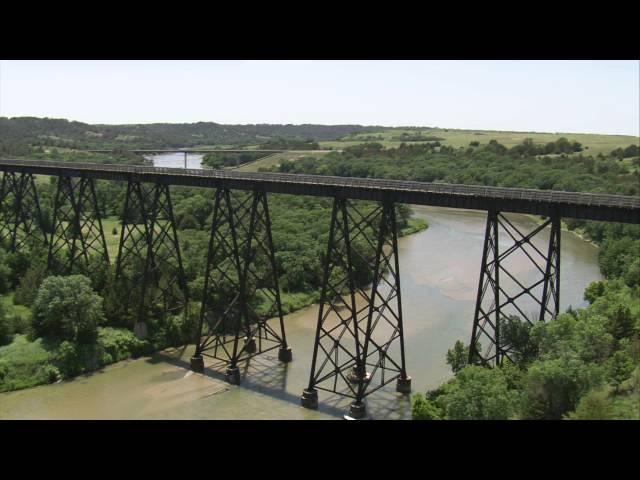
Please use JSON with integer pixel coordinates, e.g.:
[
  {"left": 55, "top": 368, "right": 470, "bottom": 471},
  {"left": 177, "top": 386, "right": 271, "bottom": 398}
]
[{"left": 0, "top": 158, "right": 638, "bottom": 418}]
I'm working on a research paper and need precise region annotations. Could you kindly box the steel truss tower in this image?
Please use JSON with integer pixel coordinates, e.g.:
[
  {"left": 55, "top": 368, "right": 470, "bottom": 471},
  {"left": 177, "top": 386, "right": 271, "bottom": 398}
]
[
  {"left": 47, "top": 176, "right": 109, "bottom": 274},
  {"left": 469, "top": 209, "right": 561, "bottom": 366},
  {"left": 0, "top": 171, "right": 47, "bottom": 251},
  {"left": 191, "top": 188, "right": 291, "bottom": 385},
  {"left": 115, "top": 180, "right": 188, "bottom": 338},
  {"left": 301, "top": 198, "right": 410, "bottom": 419}
]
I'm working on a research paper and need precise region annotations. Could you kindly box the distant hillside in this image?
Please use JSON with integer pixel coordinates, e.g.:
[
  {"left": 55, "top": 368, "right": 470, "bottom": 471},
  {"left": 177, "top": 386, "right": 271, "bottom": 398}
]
[{"left": 0, "top": 117, "right": 376, "bottom": 150}]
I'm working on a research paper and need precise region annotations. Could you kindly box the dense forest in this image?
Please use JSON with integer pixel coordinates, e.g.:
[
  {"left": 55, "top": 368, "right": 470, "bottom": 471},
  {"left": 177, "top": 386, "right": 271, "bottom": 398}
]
[
  {"left": 264, "top": 138, "right": 640, "bottom": 419},
  {"left": 273, "top": 139, "right": 639, "bottom": 195}
]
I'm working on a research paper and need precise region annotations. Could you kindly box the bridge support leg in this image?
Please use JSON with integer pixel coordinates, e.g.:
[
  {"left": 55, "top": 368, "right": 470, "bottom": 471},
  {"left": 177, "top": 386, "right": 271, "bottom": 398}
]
[
  {"left": 302, "top": 198, "right": 409, "bottom": 417},
  {"left": 469, "top": 209, "right": 561, "bottom": 366},
  {"left": 0, "top": 171, "right": 48, "bottom": 252},
  {"left": 116, "top": 181, "right": 188, "bottom": 338},
  {"left": 193, "top": 189, "right": 290, "bottom": 383},
  {"left": 47, "top": 176, "right": 109, "bottom": 275}
]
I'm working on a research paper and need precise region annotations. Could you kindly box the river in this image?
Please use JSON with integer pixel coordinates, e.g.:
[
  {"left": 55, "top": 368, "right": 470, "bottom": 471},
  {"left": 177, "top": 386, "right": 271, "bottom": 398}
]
[{"left": 0, "top": 154, "right": 602, "bottom": 419}]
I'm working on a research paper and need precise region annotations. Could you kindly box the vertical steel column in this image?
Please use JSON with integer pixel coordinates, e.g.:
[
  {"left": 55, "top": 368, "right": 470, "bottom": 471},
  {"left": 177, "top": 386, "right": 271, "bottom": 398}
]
[
  {"left": 260, "top": 191, "right": 291, "bottom": 361},
  {"left": 302, "top": 198, "right": 409, "bottom": 418},
  {"left": 47, "top": 176, "right": 109, "bottom": 275},
  {"left": 224, "top": 189, "right": 245, "bottom": 379},
  {"left": 192, "top": 188, "right": 290, "bottom": 381},
  {"left": 115, "top": 181, "right": 187, "bottom": 338},
  {"left": 493, "top": 211, "right": 501, "bottom": 365},
  {"left": 0, "top": 171, "right": 47, "bottom": 252},
  {"left": 469, "top": 209, "right": 562, "bottom": 367},
  {"left": 539, "top": 212, "right": 561, "bottom": 321}
]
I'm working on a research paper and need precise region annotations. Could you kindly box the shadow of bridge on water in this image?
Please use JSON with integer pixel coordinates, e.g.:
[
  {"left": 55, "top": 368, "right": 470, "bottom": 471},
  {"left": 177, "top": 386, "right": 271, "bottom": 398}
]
[{"left": 146, "top": 346, "right": 413, "bottom": 420}]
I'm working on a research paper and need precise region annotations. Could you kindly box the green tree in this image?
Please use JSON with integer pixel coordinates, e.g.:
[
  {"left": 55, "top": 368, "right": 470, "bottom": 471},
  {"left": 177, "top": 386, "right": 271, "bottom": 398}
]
[
  {"left": 438, "top": 365, "right": 519, "bottom": 420},
  {"left": 412, "top": 393, "right": 442, "bottom": 420},
  {"left": 584, "top": 280, "right": 606, "bottom": 303},
  {"left": 520, "top": 358, "right": 603, "bottom": 419},
  {"left": 446, "top": 340, "right": 468, "bottom": 373},
  {"left": 13, "top": 263, "right": 48, "bottom": 307},
  {"left": 501, "top": 315, "right": 538, "bottom": 364},
  {"left": 0, "top": 302, "right": 10, "bottom": 346},
  {"left": 31, "top": 275, "right": 106, "bottom": 343},
  {"left": 566, "top": 389, "right": 614, "bottom": 419},
  {"left": 606, "top": 351, "right": 634, "bottom": 393}
]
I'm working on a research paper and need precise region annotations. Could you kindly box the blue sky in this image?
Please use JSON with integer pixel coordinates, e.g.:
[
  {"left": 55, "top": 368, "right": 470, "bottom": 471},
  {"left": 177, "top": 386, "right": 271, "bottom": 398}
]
[{"left": 0, "top": 60, "right": 638, "bottom": 135}]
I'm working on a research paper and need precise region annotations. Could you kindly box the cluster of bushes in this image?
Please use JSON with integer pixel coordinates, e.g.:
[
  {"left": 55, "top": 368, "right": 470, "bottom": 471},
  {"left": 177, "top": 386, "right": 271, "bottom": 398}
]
[
  {"left": 259, "top": 138, "right": 320, "bottom": 150},
  {"left": 610, "top": 144, "right": 640, "bottom": 159},
  {"left": 510, "top": 137, "right": 583, "bottom": 157},
  {"left": 0, "top": 271, "right": 201, "bottom": 392},
  {"left": 391, "top": 133, "right": 445, "bottom": 142}
]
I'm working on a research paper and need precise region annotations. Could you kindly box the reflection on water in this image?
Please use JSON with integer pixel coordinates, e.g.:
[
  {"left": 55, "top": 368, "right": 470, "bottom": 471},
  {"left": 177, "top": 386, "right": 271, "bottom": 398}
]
[
  {"left": 146, "top": 152, "right": 204, "bottom": 169},
  {"left": 0, "top": 202, "right": 602, "bottom": 419}
]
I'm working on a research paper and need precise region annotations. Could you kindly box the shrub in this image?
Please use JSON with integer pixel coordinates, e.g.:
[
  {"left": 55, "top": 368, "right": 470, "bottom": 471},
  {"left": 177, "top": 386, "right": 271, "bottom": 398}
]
[
  {"left": 412, "top": 393, "right": 442, "bottom": 420},
  {"left": 31, "top": 275, "right": 105, "bottom": 343},
  {"left": 9, "top": 314, "right": 30, "bottom": 336},
  {"left": 0, "top": 303, "right": 11, "bottom": 346},
  {"left": 13, "top": 264, "right": 48, "bottom": 307},
  {"left": 40, "top": 364, "right": 61, "bottom": 384}
]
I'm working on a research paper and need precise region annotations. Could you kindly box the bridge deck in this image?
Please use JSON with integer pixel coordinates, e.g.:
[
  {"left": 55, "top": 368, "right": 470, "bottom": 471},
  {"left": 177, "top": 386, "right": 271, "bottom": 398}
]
[{"left": 0, "top": 158, "right": 638, "bottom": 223}]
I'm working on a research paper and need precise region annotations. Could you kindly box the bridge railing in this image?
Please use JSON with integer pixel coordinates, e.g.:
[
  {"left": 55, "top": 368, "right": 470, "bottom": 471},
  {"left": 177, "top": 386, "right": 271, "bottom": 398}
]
[{"left": 0, "top": 158, "right": 639, "bottom": 212}]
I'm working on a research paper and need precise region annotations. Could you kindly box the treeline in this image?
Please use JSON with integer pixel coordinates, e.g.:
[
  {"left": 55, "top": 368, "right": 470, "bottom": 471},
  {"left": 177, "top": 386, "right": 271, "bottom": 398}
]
[
  {"left": 0, "top": 117, "right": 371, "bottom": 150},
  {"left": 610, "top": 144, "right": 640, "bottom": 159},
  {"left": 391, "top": 133, "right": 445, "bottom": 142},
  {"left": 508, "top": 137, "right": 583, "bottom": 156},
  {"left": 0, "top": 142, "right": 147, "bottom": 166},
  {"left": 260, "top": 138, "right": 321, "bottom": 150}
]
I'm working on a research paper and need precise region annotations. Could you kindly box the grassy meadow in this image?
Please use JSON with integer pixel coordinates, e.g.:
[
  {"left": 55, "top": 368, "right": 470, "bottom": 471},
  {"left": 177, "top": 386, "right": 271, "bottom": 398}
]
[{"left": 317, "top": 128, "right": 638, "bottom": 156}]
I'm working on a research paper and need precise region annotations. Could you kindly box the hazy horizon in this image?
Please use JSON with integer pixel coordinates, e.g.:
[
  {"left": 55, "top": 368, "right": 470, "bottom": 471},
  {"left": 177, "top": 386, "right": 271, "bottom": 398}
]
[{"left": 1, "top": 60, "right": 638, "bottom": 136}]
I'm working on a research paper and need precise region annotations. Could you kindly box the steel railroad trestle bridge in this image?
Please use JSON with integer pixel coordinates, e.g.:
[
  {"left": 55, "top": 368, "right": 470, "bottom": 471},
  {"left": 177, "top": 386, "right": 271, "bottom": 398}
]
[{"left": 1, "top": 158, "right": 638, "bottom": 418}]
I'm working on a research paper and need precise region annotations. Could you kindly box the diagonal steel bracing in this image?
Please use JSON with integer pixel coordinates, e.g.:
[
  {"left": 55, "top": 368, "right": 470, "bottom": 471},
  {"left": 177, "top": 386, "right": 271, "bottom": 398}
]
[
  {"left": 115, "top": 180, "right": 188, "bottom": 336},
  {"left": 469, "top": 209, "right": 561, "bottom": 366},
  {"left": 0, "top": 171, "right": 47, "bottom": 251},
  {"left": 302, "top": 198, "right": 410, "bottom": 418},
  {"left": 47, "top": 176, "right": 109, "bottom": 275},
  {"left": 192, "top": 188, "right": 290, "bottom": 383}
]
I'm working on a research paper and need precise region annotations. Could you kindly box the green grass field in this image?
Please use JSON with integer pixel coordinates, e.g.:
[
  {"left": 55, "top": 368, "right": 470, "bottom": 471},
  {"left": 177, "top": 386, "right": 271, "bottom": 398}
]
[
  {"left": 100, "top": 216, "right": 122, "bottom": 261},
  {"left": 319, "top": 128, "right": 638, "bottom": 156}
]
